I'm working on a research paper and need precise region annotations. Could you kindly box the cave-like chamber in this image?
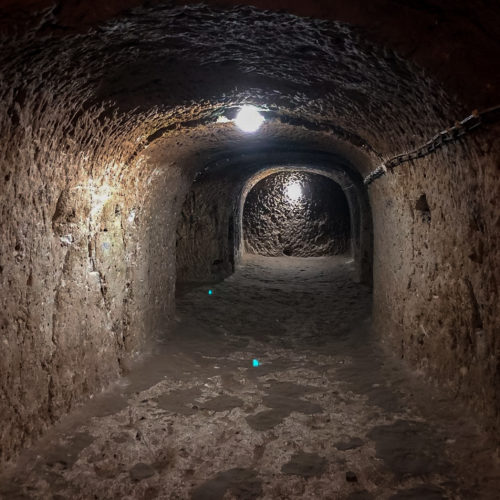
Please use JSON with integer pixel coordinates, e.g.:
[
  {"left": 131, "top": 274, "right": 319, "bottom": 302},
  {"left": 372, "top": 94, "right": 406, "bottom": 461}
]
[{"left": 0, "top": 1, "right": 499, "bottom": 497}]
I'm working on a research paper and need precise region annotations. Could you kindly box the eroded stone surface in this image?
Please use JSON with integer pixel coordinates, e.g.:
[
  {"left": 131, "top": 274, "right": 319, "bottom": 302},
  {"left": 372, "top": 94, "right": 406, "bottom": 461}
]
[
  {"left": 192, "top": 468, "right": 263, "bottom": 500},
  {"left": 200, "top": 394, "right": 244, "bottom": 412},
  {"left": 0, "top": 256, "right": 498, "bottom": 499},
  {"left": 335, "top": 437, "right": 364, "bottom": 451},
  {"left": 281, "top": 452, "right": 327, "bottom": 478},
  {"left": 0, "top": 0, "right": 498, "bottom": 471},
  {"left": 246, "top": 408, "right": 290, "bottom": 431},
  {"left": 243, "top": 171, "right": 350, "bottom": 257},
  {"left": 129, "top": 463, "right": 156, "bottom": 482},
  {"left": 155, "top": 388, "right": 202, "bottom": 416}
]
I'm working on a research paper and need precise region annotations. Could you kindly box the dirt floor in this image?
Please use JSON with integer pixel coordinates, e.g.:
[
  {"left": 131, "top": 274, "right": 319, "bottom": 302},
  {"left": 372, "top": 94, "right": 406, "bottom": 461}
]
[{"left": 1, "top": 255, "right": 499, "bottom": 499}]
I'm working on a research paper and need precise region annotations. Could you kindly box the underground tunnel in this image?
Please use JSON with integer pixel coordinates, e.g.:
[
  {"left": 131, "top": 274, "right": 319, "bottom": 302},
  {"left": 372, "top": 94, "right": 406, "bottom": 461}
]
[{"left": 0, "top": 1, "right": 499, "bottom": 498}]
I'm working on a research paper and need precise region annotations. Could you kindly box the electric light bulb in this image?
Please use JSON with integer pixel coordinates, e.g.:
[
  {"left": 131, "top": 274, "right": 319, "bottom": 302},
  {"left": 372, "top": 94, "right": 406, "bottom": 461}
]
[{"left": 235, "top": 105, "right": 264, "bottom": 133}]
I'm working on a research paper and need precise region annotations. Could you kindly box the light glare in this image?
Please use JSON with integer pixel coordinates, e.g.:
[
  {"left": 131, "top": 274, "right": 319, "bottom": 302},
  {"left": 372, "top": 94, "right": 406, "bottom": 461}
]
[
  {"left": 286, "top": 182, "right": 302, "bottom": 202},
  {"left": 235, "top": 105, "right": 264, "bottom": 133}
]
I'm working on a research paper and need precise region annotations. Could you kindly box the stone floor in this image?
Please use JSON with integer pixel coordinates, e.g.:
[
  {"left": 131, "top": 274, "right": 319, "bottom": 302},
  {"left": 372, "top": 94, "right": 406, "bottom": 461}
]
[{"left": 1, "top": 255, "right": 499, "bottom": 499}]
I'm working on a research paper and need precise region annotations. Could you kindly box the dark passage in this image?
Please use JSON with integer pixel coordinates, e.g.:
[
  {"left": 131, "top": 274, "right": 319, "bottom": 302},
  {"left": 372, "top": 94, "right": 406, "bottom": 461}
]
[{"left": 243, "top": 171, "right": 351, "bottom": 257}]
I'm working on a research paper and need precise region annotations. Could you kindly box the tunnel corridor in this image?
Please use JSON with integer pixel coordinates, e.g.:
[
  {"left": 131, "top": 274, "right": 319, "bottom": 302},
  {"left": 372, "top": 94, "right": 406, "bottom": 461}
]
[
  {"left": 2, "top": 254, "right": 498, "bottom": 498},
  {"left": 0, "top": 0, "right": 499, "bottom": 499}
]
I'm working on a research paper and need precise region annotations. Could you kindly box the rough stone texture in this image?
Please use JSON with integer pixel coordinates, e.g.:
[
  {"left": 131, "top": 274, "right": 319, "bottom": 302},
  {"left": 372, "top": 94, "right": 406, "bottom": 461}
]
[
  {"left": 243, "top": 171, "right": 350, "bottom": 257},
  {"left": 371, "top": 135, "right": 500, "bottom": 434},
  {"left": 1, "top": 0, "right": 497, "bottom": 108},
  {"left": 0, "top": 0, "right": 498, "bottom": 468},
  {"left": 0, "top": 256, "right": 499, "bottom": 499},
  {"left": 176, "top": 153, "right": 372, "bottom": 285},
  {"left": 176, "top": 169, "right": 237, "bottom": 284}
]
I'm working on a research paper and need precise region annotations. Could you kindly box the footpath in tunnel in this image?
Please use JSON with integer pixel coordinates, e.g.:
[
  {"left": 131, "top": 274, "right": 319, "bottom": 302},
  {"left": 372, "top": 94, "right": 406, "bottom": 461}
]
[{"left": 1, "top": 255, "right": 499, "bottom": 499}]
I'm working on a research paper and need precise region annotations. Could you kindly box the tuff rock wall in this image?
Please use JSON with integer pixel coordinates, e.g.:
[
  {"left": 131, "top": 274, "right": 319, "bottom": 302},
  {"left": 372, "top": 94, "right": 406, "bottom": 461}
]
[
  {"left": 371, "top": 135, "right": 500, "bottom": 432},
  {"left": 243, "top": 172, "right": 350, "bottom": 257},
  {"left": 0, "top": 0, "right": 498, "bottom": 465},
  {"left": 176, "top": 168, "right": 236, "bottom": 284}
]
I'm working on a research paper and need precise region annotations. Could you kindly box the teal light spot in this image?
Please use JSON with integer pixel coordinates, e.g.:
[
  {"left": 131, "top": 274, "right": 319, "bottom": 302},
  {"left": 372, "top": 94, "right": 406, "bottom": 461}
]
[
  {"left": 208, "top": 289, "right": 213, "bottom": 295},
  {"left": 252, "top": 359, "right": 259, "bottom": 367}
]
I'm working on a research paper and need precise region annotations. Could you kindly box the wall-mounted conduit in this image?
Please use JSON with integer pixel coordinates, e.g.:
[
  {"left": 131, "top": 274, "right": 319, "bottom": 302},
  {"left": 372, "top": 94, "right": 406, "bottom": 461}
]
[{"left": 364, "top": 105, "right": 500, "bottom": 186}]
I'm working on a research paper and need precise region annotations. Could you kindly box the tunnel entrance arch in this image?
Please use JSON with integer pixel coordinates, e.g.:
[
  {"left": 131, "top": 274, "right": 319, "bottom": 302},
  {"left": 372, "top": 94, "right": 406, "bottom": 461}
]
[
  {"left": 173, "top": 132, "right": 375, "bottom": 288},
  {"left": 236, "top": 164, "right": 372, "bottom": 285},
  {"left": 175, "top": 147, "right": 373, "bottom": 287}
]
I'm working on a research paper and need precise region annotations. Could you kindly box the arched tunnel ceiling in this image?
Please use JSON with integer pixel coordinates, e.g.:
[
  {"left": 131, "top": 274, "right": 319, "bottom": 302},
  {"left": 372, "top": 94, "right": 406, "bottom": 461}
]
[
  {"left": 3, "top": 0, "right": 483, "bottom": 177},
  {"left": 1, "top": 0, "right": 499, "bottom": 109},
  {"left": 145, "top": 122, "right": 375, "bottom": 183}
]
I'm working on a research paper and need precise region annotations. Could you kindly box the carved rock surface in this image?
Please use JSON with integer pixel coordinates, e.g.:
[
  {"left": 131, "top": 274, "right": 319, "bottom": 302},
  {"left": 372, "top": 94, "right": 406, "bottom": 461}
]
[
  {"left": 243, "top": 171, "right": 350, "bottom": 257},
  {"left": 0, "top": 1, "right": 498, "bottom": 468}
]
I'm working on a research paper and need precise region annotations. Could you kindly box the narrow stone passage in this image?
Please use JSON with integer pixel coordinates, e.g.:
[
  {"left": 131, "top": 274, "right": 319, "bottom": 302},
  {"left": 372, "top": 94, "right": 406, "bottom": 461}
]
[{"left": 1, "top": 256, "right": 498, "bottom": 499}]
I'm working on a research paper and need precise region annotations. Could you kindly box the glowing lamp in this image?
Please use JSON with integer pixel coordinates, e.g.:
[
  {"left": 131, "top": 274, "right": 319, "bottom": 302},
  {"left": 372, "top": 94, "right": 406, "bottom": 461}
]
[{"left": 235, "top": 105, "right": 264, "bottom": 133}]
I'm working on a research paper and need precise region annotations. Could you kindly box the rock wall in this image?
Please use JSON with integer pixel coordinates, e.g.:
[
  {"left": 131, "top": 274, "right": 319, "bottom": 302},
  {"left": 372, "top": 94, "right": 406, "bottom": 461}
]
[
  {"left": 0, "top": 122, "right": 150, "bottom": 463},
  {"left": 0, "top": 0, "right": 498, "bottom": 466},
  {"left": 0, "top": 29, "right": 192, "bottom": 464},
  {"left": 371, "top": 129, "right": 500, "bottom": 431},
  {"left": 176, "top": 172, "right": 236, "bottom": 284},
  {"left": 243, "top": 171, "right": 350, "bottom": 257}
]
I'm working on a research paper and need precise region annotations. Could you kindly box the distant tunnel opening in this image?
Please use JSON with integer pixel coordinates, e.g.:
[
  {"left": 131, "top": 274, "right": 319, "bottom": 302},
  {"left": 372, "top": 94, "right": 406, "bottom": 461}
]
[{"left": 243, "top": 171, "right": 351, "bottom": 257}]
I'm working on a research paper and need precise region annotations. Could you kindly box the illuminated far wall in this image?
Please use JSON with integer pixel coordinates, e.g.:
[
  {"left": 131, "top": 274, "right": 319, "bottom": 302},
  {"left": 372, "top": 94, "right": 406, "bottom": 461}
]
[{"left": 243, "top": 171, "right": 351, "bottom": 257}]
